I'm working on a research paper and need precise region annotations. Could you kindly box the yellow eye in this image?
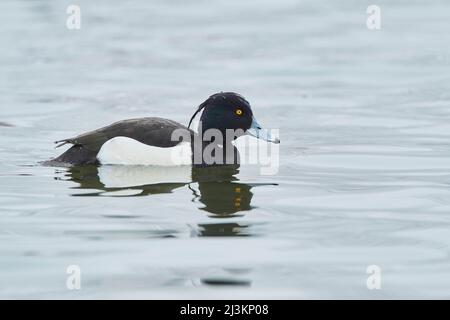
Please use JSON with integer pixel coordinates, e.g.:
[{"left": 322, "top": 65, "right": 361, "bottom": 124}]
[{"left": 235, "top": 109, "right": 243, "bottom": 116}]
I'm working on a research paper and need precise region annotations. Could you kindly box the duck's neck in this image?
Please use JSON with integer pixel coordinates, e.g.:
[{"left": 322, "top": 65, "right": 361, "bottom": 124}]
[{"left": 192, "top": 135, "right": 239, "bottom": 167}]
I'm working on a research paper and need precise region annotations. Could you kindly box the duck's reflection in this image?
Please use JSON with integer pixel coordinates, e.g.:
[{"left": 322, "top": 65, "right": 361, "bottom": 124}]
[
  {"left": 60, "top": 165, "right": 276, "bottom": 237},
  {"left": 191, "top": 166, "right": 253, "bottom": 216},
  {"left": 66, "top": 165, "right": 189, "bottom": 196}
]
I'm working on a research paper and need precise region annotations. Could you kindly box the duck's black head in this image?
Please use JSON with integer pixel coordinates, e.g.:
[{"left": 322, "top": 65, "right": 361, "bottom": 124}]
[{"left": 188, "top": 92, "right": 279, "bottom": 144}]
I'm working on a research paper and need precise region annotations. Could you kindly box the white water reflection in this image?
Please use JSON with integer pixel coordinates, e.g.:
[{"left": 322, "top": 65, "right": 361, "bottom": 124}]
[{"left": 98, "top": 165, "right": 192, "bottom": 188}]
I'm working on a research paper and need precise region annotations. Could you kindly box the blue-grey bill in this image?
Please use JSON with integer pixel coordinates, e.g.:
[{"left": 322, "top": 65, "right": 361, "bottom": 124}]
[{"left": 247, "top": 116, "right": 280, "bottom": 144}]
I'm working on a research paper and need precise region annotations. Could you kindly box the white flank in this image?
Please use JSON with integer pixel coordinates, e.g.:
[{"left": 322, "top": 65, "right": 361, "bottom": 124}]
[{"left": 97, "top": 136, "right": 192, "bottom": 166}]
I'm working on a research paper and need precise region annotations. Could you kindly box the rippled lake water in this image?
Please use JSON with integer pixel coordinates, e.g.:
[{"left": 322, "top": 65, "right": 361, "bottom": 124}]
[{"left": 1, "top": 0, "right": 450, "bottom": 299}]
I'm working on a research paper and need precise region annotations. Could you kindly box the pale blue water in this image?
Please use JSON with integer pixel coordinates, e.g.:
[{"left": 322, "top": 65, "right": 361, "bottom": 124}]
[{"left": 1, "top": 0, "right": 450, "bottom": 299}]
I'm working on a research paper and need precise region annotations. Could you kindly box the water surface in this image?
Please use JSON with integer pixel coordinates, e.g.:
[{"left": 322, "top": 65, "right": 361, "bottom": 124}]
[{"left": 1, "top": 0, "right": 450, "bottom": 298}]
